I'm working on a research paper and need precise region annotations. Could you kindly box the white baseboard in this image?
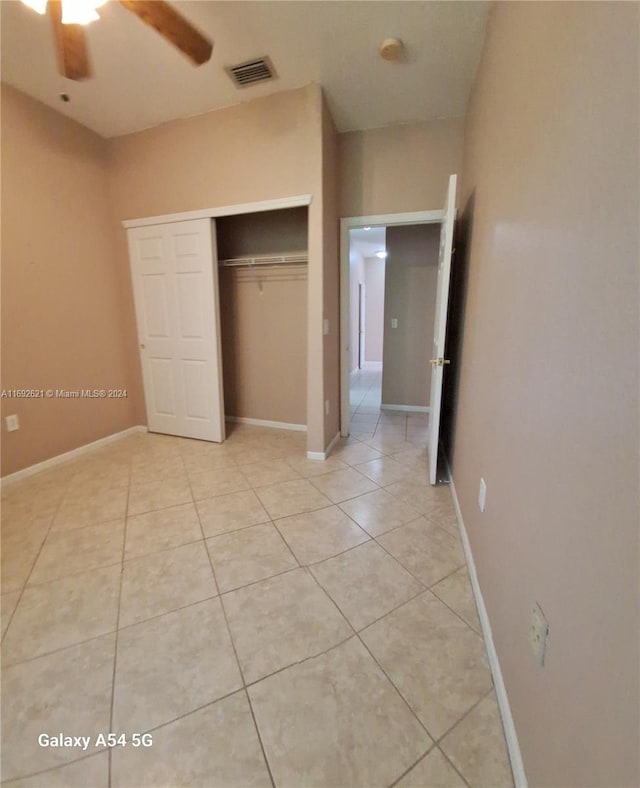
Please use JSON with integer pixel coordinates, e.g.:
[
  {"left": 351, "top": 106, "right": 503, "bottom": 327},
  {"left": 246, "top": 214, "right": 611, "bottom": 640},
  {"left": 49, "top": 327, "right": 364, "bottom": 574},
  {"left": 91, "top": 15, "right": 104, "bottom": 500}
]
[
  {"left": 306, "top": 430, "right": 341, "bottom": 461},
  {"left": 381, "top": 404, "right": 430, "bottom": 413},
  {"left": 1, "top": 425, "right": 148, "bottom": 487},
  {"left": 226, "top": 416, "right": 307, "bottom": 432},
  {"left": 448, "top": 467, "right": 528, "bottom": 788}
]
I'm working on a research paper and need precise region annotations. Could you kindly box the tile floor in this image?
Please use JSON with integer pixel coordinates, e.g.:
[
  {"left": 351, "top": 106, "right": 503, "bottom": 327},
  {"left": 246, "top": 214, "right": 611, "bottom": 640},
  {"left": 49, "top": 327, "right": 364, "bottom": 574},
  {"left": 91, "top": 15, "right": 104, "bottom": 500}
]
[{"left": 0, "top": 368, "right": 513, "bottom": 787}]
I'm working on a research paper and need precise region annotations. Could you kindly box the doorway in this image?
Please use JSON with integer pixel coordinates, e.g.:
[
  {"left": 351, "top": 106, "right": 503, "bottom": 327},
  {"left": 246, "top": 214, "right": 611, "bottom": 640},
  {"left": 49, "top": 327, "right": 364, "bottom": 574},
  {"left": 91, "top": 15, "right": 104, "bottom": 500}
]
[
  {"left": 341, "top": 211, "right": 443, "bottom": 440},
  {"left": 348, "top": 225, "right": 386, "bottom": 429}
]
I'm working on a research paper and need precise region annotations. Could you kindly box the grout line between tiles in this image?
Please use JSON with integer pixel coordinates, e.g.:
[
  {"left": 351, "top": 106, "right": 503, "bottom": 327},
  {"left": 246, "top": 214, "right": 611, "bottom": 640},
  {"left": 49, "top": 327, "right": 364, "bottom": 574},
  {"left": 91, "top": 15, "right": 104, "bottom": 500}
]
[
  {"left": 189, "top": 472, "right": 277, "bottom": 788},
  {"left": 304, "top": 570, "right": 435, "bottom": 745},
  {"left": 0, "top": 480, "right": 69, "bottom": 647},
  {"left": 108, "top": 460, "right": 134, "bottom": 788},
  {"left": 386, "top": 745, "right": 435, "bottom": 788}
]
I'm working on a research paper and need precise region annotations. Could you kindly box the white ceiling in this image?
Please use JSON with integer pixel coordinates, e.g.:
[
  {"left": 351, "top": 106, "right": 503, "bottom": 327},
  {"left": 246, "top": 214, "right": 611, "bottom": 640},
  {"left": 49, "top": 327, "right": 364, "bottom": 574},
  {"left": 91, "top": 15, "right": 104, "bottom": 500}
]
[
  {"left": 0, "top": 0, "right": 489, "bottom": 139},
  {"left": 350, "top": 226, "right": 386, "bottom": 260}
]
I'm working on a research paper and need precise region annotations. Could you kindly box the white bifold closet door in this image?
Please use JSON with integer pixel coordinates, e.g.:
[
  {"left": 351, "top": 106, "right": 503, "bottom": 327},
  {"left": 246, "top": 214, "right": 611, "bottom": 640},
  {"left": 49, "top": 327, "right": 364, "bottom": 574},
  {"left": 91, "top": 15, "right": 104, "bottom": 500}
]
[{"left": 127, "top": 218, "right": 225, "bottom": 442}]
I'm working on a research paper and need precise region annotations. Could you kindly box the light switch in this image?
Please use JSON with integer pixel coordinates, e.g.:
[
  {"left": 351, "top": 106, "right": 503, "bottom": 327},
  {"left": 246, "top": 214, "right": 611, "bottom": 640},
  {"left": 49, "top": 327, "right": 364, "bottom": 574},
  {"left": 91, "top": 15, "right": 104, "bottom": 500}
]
[
  {"left": 391, "top": 318, "right": 398, "bottom": 329},
  {"left": 323, "top": 319, "right": 330, "bottom": 336}
]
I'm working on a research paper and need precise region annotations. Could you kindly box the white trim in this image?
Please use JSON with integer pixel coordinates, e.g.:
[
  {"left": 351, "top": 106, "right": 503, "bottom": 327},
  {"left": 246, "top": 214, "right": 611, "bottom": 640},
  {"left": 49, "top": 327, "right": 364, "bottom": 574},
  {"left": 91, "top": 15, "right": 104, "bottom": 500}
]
[
  {"left": 122, "top": 195, "right": 313, "bottom": 229},
  {"left": 226, "top": 416, "right": 307, "bottom": 432},
  {"left": 340, "top": 210, "right": 445, "bottom": 438},
  {"left": 381, "top": 404, "right": 430, "bottom": 413},
  {"left": 306, "top": 430, "right": 341, "bottom": 461},
  {"left": 1, "top": 426, "right": 148, "bottom": 487},
  {"left": 448, "top": 466, "right": 528, "bottom": 788},
  {"left": 342, "top": 210, "right": 444, "bottom": 227}
]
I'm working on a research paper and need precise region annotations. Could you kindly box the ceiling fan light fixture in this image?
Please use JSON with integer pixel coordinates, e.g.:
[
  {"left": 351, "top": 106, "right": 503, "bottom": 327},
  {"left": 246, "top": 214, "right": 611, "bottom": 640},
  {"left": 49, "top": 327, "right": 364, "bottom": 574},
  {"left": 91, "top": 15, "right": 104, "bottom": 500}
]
[
  {"left": 20, "top": 0, "right": 48, "bottom": 14},
  {"left": 61, "top": 0, "right": 101, "bottom": 25}
]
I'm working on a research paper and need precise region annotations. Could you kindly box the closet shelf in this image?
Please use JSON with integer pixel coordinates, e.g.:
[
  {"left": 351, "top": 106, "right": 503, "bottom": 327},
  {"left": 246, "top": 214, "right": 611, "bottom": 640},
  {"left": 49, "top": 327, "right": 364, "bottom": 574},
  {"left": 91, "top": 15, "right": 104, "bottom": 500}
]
[{"left": 220, "top": 252, "right": 308, "bottom": 268}]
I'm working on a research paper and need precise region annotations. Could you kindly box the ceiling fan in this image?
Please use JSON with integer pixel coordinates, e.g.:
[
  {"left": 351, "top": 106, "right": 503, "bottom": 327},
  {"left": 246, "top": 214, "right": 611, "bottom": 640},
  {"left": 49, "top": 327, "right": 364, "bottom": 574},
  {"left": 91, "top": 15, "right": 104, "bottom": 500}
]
[{"left": 19, "top": 0, "right": 213, "bottom": 81}]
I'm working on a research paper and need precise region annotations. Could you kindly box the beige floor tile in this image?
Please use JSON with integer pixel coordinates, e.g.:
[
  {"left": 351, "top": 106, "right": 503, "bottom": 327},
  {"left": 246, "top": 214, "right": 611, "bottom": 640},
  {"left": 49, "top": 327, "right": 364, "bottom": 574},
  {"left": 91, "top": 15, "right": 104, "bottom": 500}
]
[
  {"left": 396, "top": 748, "right": 466, "bottom": 788},
  {"left": 355, "top": 456, "right": 410, "bottom": 486},
  {"left": 1, "top": 521, "right": 55, "bottom": 592},
  {"left": 1, "top": 590, "right": 21, "bottom": 637},
  {"left": 254, "top": 478, "right": 331, "bottom": 519},
  {"left": 188, "top": 467, "right": 251, "bottom": 500},
  {"left": 181, "top": 451, "right": 237, "bottom": 475},
  {"left": 111, "top": 693, "right": 272, "bottom": 788},
  {"left": 119, "top": 542, "right": 216, "bottom": 627},
  {"left": 1, "top": 549, "right": 38, "bottom": 595},
  {"left": 1, "top": 635, "right": 115, "bottom": 781},
  {"left": 237, "top": 458, "right": 302, "bottom": 487},
  {"left": 432, "top": 566, "right": 481, "bottom": 632},
  {"left": 309, "top": 467, "right": 378, "bottom": 503},
  {"left": 2, "top": 565, "right": 121, "bottom": 663},
  {"left": 196, "top": 490, "right": 270, "bottom": 538},
  {"left": 114, "top": 598, "right": 242, "bottom": 733},
  {"left": 364, "top": 435, "right": 417, "bottom": 454},
  {"left": 124, "top": 503, "right": 202, "bottom": 560},
  {"left": 129, "top": 456, "right": 186, "bottom": 486},
  {"left": 284, "top": 454, "right": 349, "bottom": 478},
  {"left": 385, "top": 478, "right": 454, "bottom": 518},
  {"left": 127, "top": 477, "right": 193, "bottom": 516},
  {"left": 224, "top": 568, "right": 351, "bottom": 683},
  {"left": 339, "top": 488, "right": 421, "bottom": 537},
  {"left": 428, "top": 507, "right": 461, "bottom": 536},
  {"left": 249, "top": 637, "right": 431, "bottom": 788},
  {"left": 377, "top": 517, "right": 465, "bottom": 587},
  {"left": 3, "top": 752, "right": 109, "bottom": 788},
  {"left": 392, "top": 447, "right": 430, "bottom": 471},
  {"left": 29, "top": 520, "right": 124, "bottom": 585},
  {"left": 206, "top": 523, "right": 298, "bottom": 593},
  {"left": 440, "top": 692, "right": 514, "bottom": 788},
  {"left": 310, "top": 541, "right": 424, "bottom": 630},
  {"left": 275, "top": 505, "right": 370, "bottom": 565},
  {"left": 53, "top": 487, "right": 128, "bottom": 531},
  {"left": 330, "top": 441, "right": 384, "bottom": 466},
  {"left": 349, "top": 427, "right": 376, "bottom": 440},
  {"left": 361, "top": 592, "right": 492, "bottom": 739}
]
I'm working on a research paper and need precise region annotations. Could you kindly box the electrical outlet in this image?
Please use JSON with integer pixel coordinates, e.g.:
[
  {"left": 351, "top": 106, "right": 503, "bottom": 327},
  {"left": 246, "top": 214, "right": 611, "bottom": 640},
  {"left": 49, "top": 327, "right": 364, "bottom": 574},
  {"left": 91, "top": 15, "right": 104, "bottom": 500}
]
[
  {"left": 391, "top": 318, "right": 398, "bottom": 329},
  {"left": 323, "top": 319, "right": 330, "bottom": 336},
  {"left": 5, "top": 414, "right": 19, "bottom": 432},
  {"left": 325, "top": 399, "right": 330, "bottom": 416},
  {"left": 530, "top": 602, "right": 549, "bottom": 666},
  {"left": 478, "top": 478, "right": 487, "bottom": 512}
]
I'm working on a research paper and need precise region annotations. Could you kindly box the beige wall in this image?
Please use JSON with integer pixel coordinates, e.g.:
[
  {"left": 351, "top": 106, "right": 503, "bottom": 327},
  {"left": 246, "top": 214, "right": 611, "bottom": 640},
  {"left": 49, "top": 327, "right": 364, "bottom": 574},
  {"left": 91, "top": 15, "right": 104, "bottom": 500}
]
[
  {"left": 363, "top": 257, "right": 385, "bottom": 363},
  {"left": 450, "top": 3, "right": 640, "bottom": 786},
  {"left": 0, "top": 85, "right": 138, "bottom": 476},
  {"left": 219, "top": 267, "right": 307, "bottom": 425},
  {"left": 321, "top": 92, "right": 340, "bottom": 446},
  {"left": 381, "top": 224, "right": 439, "bottom": 408},
  {"left": 107, "top": 84, "right": 330, "bottom": 454},
  {"left": 339, "top": 118, "right": 465, "bottom": 217}
]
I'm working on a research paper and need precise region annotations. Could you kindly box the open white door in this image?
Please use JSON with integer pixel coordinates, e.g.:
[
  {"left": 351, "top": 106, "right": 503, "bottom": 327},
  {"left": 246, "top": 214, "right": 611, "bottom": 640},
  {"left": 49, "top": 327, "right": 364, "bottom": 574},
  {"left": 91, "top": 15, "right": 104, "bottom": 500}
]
[
  {"left": 128, "top": 218, "right": 225, "bottom": 442},
  {"left": 428, "top": 174, "right": 457, "bottom": 485}
]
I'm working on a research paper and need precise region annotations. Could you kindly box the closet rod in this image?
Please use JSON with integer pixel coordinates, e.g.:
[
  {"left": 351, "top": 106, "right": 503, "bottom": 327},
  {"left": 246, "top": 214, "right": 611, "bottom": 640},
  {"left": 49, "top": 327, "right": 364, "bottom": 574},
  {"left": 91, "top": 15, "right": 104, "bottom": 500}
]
[{"left": 220, "top": 252, "right": 308, "bottom": 268}]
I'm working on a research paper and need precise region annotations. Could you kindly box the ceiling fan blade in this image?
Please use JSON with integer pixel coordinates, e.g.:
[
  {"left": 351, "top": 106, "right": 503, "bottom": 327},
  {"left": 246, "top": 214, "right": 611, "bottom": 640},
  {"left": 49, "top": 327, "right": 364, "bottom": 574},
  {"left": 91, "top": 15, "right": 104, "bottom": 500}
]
[
  {"left": 48, "top": 0, "right": 92, "bottom": 80},
  {"left": 118, "top": 1, "right": 213, "bottom": 66}
]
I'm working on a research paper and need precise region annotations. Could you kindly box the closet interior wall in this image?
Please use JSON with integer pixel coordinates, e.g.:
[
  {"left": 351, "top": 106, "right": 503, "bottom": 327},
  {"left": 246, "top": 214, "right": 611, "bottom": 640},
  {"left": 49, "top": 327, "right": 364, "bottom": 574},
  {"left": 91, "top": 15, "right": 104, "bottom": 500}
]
[{"left": 217, "top": 208, "right": 308, "bottom": 428}]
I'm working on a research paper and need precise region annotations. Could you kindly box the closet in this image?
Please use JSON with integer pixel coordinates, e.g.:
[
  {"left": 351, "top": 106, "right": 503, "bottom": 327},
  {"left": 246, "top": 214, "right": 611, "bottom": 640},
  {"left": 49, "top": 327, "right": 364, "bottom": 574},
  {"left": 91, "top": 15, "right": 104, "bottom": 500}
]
[
  {"left": 217, "top": 207, "right": 308, "bottom": 430},
  {"left": 126, "top": 204, "right": 309, "bottom": 443}
]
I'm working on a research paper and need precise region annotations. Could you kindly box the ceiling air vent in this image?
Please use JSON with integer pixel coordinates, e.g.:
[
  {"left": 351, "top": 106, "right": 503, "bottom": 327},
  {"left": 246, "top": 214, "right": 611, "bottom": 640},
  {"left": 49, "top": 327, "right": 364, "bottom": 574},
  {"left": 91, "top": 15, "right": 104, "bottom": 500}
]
[{"left": 226, "top": 56, "right": 277, "bottom": 88}]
